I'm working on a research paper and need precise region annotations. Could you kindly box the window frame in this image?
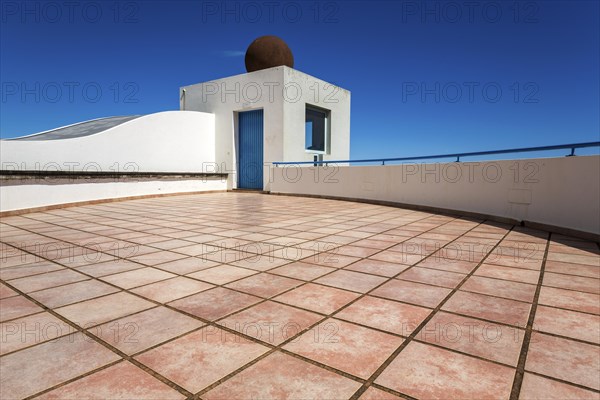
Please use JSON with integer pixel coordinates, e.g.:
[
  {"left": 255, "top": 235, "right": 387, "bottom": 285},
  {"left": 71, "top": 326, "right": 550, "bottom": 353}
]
[{"left": 304, "top": 104, "right": 330, "bottom": 155}]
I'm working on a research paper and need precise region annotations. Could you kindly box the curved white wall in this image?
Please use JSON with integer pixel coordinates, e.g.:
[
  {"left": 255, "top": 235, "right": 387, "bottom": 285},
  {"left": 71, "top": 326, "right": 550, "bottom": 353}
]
[
  {"left": 270, "top": 156, "right": 600, "bottom": 236},
  {"left": 0, "top": 179, "right": 227, "bottom": 213},
  {"left": 1, "top": 111, "right": 215, "bottom": 173}
]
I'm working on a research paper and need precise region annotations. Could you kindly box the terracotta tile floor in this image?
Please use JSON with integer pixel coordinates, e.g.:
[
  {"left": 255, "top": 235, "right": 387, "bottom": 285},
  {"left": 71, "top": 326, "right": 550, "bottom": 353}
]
[{"left": 0, "top": 192, "right": 599, "bottom": 399}]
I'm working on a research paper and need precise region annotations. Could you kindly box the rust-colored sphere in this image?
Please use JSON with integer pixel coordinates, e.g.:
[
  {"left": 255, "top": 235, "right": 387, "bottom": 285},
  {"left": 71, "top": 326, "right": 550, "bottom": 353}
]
[{"left": 245, "top": 35, "right": 294, "bottom": 72}]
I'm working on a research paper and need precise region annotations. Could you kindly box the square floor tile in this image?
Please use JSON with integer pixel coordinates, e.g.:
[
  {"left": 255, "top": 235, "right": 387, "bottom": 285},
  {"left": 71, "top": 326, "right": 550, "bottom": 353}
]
[
  {"left": 131, "top": 277, "right": 214, "bottom": 303},
  {"left": 135, "top": 327, "right": 269, "bottom": 393},
  {"left": 55, "top": 292, "right": 155, "bottom": 328},
  {"left": 0, "top": 295, "right": 44, "bottom": 322},
  {"left": 344, "top": 259, "right": 409, "bottom": 277},
  {"left": 7, "top": 269, "right": 88, "bottom": 293},
  {"left": 526, "top": 332, "right": 599, "bottom": 390},
  {"left": 202, "top": 351, "right": 361, "bottom": 399},
  {"left": 544, "top": 260, "right": 600, "bottom": 279},
  {"left": 149, "top": 239, "right": 194, "bottom": 250},
  {"left": 335, "top": 245, "right": 381, "bottom": 258},
  {"left": 168, "top": 287, "right": 261, "bottom": 321},
  {"left": 300, "top": 252, "right": 361, "bottom": 269},
  {"left": 101, "top": 267, "right": 176, "bottom": 289},
  {"left": 315, "top": 270, "right": 387, "bottom": 293},
  {"left": 519, "top": 373, "right": 599, "bottom": 400},
  {"left": 538, "top": 286, "right": 600, "bottom": 315},
  {"left": 398, "top": 267, "right": 466, "bottom": 289},
  {"left": 269, "top": 261, "right": 335, "bottom": 281},
  {"left": 336, "top": 295, "right": 431, "bottom": 336},
  {"left": 187, "top": 265, "right": 258, "bottom": 285},
  {"left": 543, "top": 273, "right": 600, "bottom": 294},
  {"left": 0, "top": 311, "right": 73, "bottom": 355},
  {"left": 36, "top": 361, "right": 185, "bottom": 400},
  {"left": 486, "top": 254, "right": 544, "bottom": 270},
  {"left": 461, "top": 275, "right": 537, "bottom": 302},
  {"left": 218, "top": 301, "right": 323, "bottom": 345},
  {"left": 128, "top": 251, "right": 187, "bottom": 266},
  {"left": 228, "top": 256, "right": 291, "bottom": 272},
  {"left": 533, "top": 305, "right": 600, "bottom": 344},
  {"left": 0, "top": 332, "right": 120, "bottom": 399},
  {"left": 274, "top": 283, "right": 360, "bottom": 315},
  {"left": 546, "top": 252, "right": 599, "bottom": 266},
  {"left": 416, "top": 257, "right": 479, "bottom": 274},
  {"left": 442, "top": 291, "right": 531, "bottom": 327},
  {"left": 0, "top": 255, "right": 38, "bottom": 269},
  {"left": 157, "top": 257, "right": 219, "bottom": 275},
  {"left": 0, "top": 261, "right": 64, "bottom": 280},
  {"left": 225, "top": 273, "right": 303, "bottom": 298},
  {"left": 351, "top": 238, "right": 395, "bottom": 250},
  {"left": 29, "top": 279, "right": 119, "bottom": 308},
  {"left": 475, "top": 263, "right": 540, "bottom": 284},
  {"left": 199, "top": 248, "right": 252, "bottom": 264},
  {"left": 0, "top": 283, "right": 17, "bottom": 299},
  {"left": 172, "top": 243, "right": 213, "bottom": 257},
  {"left": 54, "top": 252, "right": 118, "bottom": 269},
  {"left": 75, "top": 260, "right": 145, "bottom": 277},
  {"left": 375, "top": 341, "right": 515, "bottom": 399},
  {"left": 369, "top": 250, "right": 425, "bottom": 266},
  {"left": 372, "top": 279, "right": 451, "bottom": 308},
  {"left": 418, "top": 311, "right": 524, "bottom": 366},
  {"left": 388, "top": 240, "right": 442, "bottom": 256},
  {"left": 93, "top": 307, "right": 203, "bottom": 355},
  {"left": 358, "top": 387, "right": 400, "bottom": 400},
  {"left": 283, "top": 318, "right": 403, "bottom": 379}
]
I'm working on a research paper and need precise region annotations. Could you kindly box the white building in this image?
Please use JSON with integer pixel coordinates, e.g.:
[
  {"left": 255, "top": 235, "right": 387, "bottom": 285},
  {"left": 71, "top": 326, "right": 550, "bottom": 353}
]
[
  {"left": 1, "top": 66, "right": 351, "bottom": 193},
  {"left": 181, "top": 66, "right": 350, "bottom": 190},
  {"left": 0, "top": 62, "right": 351, "bottom": 212}
]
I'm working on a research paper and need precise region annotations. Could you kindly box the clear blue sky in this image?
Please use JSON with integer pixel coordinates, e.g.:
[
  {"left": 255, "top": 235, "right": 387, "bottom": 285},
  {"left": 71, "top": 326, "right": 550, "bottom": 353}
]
[{"left": 1, "top": 0, "right": 598, "bottom": 159}]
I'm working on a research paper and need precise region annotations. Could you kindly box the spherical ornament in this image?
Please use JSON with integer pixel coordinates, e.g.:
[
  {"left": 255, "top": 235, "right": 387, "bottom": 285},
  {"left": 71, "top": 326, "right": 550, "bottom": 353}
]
[{"left": 245, "top": 35, "right": 294, "bottom": 72}]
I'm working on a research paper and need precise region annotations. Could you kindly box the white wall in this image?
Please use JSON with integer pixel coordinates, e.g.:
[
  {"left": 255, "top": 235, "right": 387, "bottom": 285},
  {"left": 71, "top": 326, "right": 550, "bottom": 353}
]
[
  {"left": 0, "top": 179, "right": 227, "bottom": 213},
  {"left": 0, "top": 111, "right": 215, "bottom": 173},
  {"left": 270, "top": 156, "right": 600, "bottom": 236},
  {"left": 282, "top": 67, "right": 351, "bottom": 165},
  {"left": 181, "top": 66, "right": 351, "bottom": 190}
]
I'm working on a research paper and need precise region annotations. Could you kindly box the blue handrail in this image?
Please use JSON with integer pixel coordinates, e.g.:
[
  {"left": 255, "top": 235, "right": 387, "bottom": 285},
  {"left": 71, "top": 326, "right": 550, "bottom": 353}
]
[{"left": 272, "top": 141, "right": 600, "bottom": 166}]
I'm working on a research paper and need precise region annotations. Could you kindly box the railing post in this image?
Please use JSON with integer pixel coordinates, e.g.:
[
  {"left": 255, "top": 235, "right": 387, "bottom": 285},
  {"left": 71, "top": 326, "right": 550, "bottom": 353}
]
[
  {"left": 382, "top": 160, "right": 385, "bottom": 165},
  {"left": 456, "top": 156, "right": 460, "bottom": 162},
  {"left": 567, "top": 148, "right": 576, "bottom": 157}
]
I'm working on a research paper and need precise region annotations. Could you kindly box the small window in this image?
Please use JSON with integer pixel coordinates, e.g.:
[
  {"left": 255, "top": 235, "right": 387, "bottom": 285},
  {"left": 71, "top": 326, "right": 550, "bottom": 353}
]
[{"left": 305, "top": 106, "right": 328, "bottom": 153}]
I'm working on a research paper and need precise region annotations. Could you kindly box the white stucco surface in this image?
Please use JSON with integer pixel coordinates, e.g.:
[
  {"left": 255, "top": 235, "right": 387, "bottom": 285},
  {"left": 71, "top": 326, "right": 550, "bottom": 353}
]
[
  {"left": 0, "top": 179, "right": 227, "bottom": 212},
  {"left": 270, "top": 156, "right": 600, "bottom": 235},
  {"left": 181, "top": 66, "right": 351, "bottom": 189},
  {"left": 0, "top": 111, "right": 216, "bottom": 173}
]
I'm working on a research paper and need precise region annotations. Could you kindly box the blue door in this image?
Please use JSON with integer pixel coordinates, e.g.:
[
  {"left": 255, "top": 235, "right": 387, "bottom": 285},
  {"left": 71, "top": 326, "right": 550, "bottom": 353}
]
[{"left": 238, "top": 109, "right": 264, "bottom": 189}]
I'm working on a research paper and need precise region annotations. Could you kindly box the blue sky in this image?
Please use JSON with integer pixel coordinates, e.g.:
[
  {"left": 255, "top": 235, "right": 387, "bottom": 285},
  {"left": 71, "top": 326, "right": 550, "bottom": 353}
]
[{"left": 1, "top": 0, "right": 598, "bottom": 159}]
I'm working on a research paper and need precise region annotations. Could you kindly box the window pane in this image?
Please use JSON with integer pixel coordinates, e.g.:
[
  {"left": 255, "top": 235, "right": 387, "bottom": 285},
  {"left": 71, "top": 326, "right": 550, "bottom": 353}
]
[
  {"left": 305, "top": 108, "right": 326, "bottom": 152},
  {"left": 305, "top": 121, "right": 314, "bottom": 149}
]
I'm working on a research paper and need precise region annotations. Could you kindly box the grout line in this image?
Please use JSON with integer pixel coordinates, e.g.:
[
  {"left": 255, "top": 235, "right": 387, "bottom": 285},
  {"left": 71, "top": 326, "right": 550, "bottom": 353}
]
[
  {"left": 509, "top": 232, "right": 551, "bottom": 400},
  {"left": 1, "top": 195, "right": 440, "bottom": 397},
  {"left": 349, "top": 223, "right": 518, "bottom": 399},
  {"left": 0, "top": 277, "right": 195, "bottom": 399},
  {"left": 1, "top": 194, "right": 598, "bottom": 398}
]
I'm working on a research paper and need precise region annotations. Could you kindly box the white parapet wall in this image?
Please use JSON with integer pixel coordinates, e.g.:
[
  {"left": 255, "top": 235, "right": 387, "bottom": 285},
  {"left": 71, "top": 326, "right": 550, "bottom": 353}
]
[
  {"left": 0, "top": 178, "right": 227, "bottom": 214},
  {"left": 270, "top": 155, "right": 600, "bottom": 236},
  {"left": 0, "top": 110, "right": 227, "bottom": 214},
  {"left": 1, "top": 111, "right": 216, "bottom": 173}
]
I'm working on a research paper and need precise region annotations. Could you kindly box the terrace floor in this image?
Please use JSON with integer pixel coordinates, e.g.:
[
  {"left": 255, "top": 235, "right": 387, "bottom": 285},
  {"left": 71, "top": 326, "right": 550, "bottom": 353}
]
[{"left": 0, "top": 192, "right": 598, "bottom": 400}]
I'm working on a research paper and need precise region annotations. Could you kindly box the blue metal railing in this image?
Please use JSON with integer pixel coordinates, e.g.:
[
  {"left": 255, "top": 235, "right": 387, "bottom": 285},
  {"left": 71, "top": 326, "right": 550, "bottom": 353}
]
[{"left": 272, "top": 141, "right": 600, "bottom": 166}]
